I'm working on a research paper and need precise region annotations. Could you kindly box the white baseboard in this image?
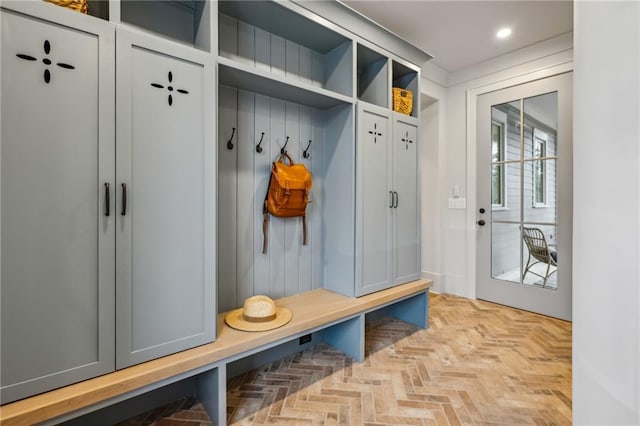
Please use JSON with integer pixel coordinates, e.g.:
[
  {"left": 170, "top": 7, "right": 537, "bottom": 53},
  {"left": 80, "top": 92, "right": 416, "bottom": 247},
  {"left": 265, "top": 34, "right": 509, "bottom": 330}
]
[{"left": 421, "top": 271, "right": 445, "bottom": 294}]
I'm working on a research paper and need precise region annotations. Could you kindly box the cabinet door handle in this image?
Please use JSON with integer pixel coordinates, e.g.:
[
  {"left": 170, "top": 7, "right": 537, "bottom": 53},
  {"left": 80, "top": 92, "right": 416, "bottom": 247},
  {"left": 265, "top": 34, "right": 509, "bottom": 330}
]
[
  {"left": 121, "top": 183, "right": 127, "bottom": 216},
  {"left": 104, "top": 182, "right": 110, "bottom": 217},
  {"left": 389, "top": 191, "right": 394, "bottom": 208},
  {"left": 394, "top": 191, "right": 399, "bottom": 208}
]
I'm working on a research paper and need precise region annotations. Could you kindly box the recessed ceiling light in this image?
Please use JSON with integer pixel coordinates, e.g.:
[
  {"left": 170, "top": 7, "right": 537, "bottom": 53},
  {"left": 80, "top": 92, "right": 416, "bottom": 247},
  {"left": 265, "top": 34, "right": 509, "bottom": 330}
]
[{"left": 496, "top": 28, "right": 512, "bottom": 39}]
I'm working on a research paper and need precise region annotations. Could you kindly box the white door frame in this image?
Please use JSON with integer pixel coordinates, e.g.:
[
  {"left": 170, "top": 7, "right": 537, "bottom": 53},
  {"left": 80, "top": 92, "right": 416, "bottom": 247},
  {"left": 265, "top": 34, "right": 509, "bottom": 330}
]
[{"left": 464, "top": 62, "right": 573, "bottom": 301}]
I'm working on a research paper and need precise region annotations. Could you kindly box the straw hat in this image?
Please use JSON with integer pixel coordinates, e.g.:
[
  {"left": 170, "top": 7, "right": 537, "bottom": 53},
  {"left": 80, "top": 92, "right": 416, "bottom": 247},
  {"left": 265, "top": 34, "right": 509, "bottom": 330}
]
[{"left": 225, "top": 295, "right": 292, "bottom": 332}]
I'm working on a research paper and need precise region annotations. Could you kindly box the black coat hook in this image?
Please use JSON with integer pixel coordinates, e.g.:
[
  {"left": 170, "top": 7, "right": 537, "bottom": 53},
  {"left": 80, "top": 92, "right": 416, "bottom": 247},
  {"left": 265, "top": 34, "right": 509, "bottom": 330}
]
[
  {"left": 256, "top": 132, "right": 265, "bottom": 153},
  {"left": 226, "top": 127, "right": 236, "bottom": 150},
  {"left": 280, "top": 136, "right": 290, "bottom": 155},
  {"left": 303, "top": 139, "right": 312, "bottom": 159}
]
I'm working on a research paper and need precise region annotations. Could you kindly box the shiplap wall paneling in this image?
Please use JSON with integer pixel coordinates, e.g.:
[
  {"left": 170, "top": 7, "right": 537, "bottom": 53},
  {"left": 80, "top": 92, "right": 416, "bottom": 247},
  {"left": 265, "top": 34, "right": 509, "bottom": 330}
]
[
  {"left": 271, "top": 35, "right": 286, "bottom": 77},
  {"left": 255, "top": 28, "right": 271, "bottom": 73},
  {"left": 218, "top": 88, "right": 327, "bottom": 309},
  {"left": 217, "top": 14, "right": 352, "bottom": 97},
  {"left": 253, "top": 94, "right": 271, "bottom": 296},
  {"left": 236, "top": 90, "right": 256, "bottom": 304},
  {"left": 284, "top": 102, "right": 301, "bottom": 297},
  {"left": 219, "top": 14, "right": 238, "bottom": 62},
  {"left": 297, "top": 106, "right": 313, "bottom": 293},
  {"left": 299, "top": 43, "right": 313, "bottom": 86},
  {"left": 268, "top": 98, "right": 287, "bottom": 298},
  {"left": 238, "top": 21, "right": 255, "bottom": 67},
  {"left": 218, "top": 86, "right": 238, "bottom": 312}
]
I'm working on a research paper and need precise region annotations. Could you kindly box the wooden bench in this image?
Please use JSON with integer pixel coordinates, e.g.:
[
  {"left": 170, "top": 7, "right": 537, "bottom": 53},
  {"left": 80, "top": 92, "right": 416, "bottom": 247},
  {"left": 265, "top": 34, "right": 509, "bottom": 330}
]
[{"left": 0, "top": 279, "right": 431, "bottom": 426}]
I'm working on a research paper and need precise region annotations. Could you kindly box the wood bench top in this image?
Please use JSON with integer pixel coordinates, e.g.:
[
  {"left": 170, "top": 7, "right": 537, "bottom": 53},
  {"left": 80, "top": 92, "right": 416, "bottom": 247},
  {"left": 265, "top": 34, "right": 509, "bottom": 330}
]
[{"left": 0, "top": 279, "right": 431, "bottom": 426}]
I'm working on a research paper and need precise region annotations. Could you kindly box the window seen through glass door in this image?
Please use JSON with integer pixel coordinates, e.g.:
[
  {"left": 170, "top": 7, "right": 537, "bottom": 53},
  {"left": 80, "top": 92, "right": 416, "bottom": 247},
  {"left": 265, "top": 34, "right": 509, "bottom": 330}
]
[{"left": 491, "top": 120, "right": 505, "bottom": 207}]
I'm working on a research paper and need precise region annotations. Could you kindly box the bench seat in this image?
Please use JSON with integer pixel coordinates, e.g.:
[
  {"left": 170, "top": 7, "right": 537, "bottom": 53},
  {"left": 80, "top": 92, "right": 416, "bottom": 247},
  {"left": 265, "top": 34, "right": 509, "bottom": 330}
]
[{"left": 0, "top": 279, "right": 431, "bottom": 426}]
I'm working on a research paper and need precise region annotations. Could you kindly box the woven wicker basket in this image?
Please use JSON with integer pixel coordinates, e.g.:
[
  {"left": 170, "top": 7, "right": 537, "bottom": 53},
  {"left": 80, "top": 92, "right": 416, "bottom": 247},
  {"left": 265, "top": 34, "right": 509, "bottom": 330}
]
[
  {"left": 392, "top": 87, "right": 413, "bottom": 115},
  {"left": 45, "top": 0, "right": 88, "bottom": 14}
]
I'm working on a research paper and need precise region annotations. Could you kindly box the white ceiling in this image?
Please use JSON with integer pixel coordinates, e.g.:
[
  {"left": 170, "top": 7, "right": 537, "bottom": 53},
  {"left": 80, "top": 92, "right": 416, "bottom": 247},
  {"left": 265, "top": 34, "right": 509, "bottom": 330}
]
[{"left": 341, "top": 0, "right": 573, "bottom": 72}]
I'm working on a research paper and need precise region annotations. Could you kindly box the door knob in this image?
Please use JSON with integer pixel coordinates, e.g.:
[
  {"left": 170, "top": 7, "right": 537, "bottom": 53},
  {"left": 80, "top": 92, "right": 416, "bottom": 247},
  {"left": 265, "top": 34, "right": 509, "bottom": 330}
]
[
  {"left": 477, "top": 220, "right": 486, "bottom": 226},
  {"left": 479, "top": 208, "right": 485, "bottom": 214}
]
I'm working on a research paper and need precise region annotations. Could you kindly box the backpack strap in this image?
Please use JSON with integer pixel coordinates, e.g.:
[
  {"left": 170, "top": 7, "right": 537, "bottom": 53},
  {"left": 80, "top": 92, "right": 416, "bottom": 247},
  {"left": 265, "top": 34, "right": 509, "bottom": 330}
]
[
  {"left": 262, "top": 167, "right": 275, "bottom": 254},
  {"left": 302, "top": 215, "right": 307, "bottom": 246},
  {"left": 302, "top": 187, "right": 310, "bottom": 246},
  {"left": 278, "top": 152, "right": 294, "bottom": 165},
  {"left": 262, "top": 205, "right": 269, "bottom": 254}
]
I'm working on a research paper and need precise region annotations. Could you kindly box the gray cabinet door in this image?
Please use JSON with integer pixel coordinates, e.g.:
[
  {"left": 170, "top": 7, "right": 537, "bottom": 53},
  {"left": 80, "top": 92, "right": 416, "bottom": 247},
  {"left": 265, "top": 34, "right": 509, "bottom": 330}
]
[
  {"left": 356, "top": 103, "right": 392, "bottom": 296},
  {"left": 0, "top": 4, "right": 115, "bottom": 403},
  {"left": 393, "top": 116, "right": 420, "bottom": 284},
  {"left": 115, "top": 29, "right": 215, "bottom": 368}
]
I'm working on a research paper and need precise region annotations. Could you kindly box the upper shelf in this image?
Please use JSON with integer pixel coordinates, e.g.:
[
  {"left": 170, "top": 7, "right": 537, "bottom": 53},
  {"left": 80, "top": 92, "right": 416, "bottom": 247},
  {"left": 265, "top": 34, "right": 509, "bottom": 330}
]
[
  {"left": 218, "top": 57, "right": 353, "bottom": 110},
  {"left": 219, "top": 6, "right": 354, "bottom": 101},
  {"left": 218, "top": 0, "right": 349, "bottom": 54}
]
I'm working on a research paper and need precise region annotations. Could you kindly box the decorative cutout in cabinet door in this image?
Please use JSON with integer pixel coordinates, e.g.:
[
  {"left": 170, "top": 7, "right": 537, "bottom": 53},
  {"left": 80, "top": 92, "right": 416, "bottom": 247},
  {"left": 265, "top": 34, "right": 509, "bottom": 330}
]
[
  {"left": 16, "top": 40, "right": 76, "bottom": 84},
  {"left": 150, "top": 71, "right": 190, "bottom": 106},
  {"left": 367, "top": 122, "right": 382, "bottom": 143},
  {"left": 401, "top": 131, "right": 413, "bottom": 150}
]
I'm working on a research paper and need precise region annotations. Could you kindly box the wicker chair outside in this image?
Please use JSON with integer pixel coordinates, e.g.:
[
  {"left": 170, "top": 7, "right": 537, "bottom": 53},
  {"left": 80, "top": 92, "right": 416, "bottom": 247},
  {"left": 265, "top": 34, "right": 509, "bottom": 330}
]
[{"left": 522, "top": 226, "right": 557, "bottom": 287}]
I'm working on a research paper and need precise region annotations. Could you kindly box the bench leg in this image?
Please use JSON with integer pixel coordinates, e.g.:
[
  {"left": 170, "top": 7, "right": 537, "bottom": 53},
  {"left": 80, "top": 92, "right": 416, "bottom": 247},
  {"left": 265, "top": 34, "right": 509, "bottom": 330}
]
[
  {"left": 388, "top": 291, "right": 429, "bottom": 329},
  {"left": 322, "top": 315, "right": 365, "bottom": 362},
  {"left": 196, "top": 366, "right": 226, "bottom": 426}
]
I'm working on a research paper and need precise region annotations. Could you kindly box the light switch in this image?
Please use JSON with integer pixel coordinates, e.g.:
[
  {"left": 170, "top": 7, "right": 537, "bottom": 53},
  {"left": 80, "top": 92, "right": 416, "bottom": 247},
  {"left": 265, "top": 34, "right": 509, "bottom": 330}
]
[{"left": 448, "top": 198, "right": 466, "bottom": 209}]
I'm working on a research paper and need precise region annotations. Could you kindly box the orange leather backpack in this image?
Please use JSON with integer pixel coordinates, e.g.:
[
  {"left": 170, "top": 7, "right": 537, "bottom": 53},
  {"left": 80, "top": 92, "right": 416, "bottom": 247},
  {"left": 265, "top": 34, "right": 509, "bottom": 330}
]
[{"left": 262, "top": 153, "right": 312, "bottom": 254}]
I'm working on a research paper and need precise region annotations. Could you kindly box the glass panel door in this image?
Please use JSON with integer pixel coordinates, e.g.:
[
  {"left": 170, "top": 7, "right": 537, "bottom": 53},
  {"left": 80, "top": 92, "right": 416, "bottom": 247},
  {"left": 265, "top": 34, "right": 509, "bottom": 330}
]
[{"left": 476, "top": 73, "right": 572, "bottom": 320}]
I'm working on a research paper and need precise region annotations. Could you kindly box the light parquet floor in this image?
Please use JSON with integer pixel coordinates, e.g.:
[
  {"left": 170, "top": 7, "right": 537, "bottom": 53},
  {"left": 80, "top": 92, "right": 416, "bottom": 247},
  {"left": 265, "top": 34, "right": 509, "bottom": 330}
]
[{"left": 125, "top": 293, "right": 572, "bottom": 425}]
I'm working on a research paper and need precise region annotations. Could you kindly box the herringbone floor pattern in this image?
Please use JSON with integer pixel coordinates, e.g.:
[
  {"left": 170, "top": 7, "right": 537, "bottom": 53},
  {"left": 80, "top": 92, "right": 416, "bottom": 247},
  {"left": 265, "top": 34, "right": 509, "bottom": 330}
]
[{"left": 125, "top": 293, "right": 572, "bottom": 425}]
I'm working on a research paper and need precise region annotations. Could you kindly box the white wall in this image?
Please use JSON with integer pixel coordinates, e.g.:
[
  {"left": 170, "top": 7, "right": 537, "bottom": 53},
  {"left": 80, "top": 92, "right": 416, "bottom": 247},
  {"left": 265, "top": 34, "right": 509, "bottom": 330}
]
[
  {"left": 573, "top": 2, "right": 640, "bottom": 424},
  {"left": 420, "top": 68, "right": 447, "bottom": 293},
  {"left": 420, "top": 33, "right": 573, "bottom": 299}
]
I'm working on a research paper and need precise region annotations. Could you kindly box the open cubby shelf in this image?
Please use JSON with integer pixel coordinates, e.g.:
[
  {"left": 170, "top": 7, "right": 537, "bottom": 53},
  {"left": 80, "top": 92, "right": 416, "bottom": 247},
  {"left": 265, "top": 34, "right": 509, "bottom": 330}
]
[
  {"left": 392, "top": 60, "right": 419, "bottom": 117},
  {"left": 218, "top": 9, "right": 353, "bottom": 100},
  {"left": 357, "top": 43, "right": 389, "bottom": 108},
  {"left": 86, "top": 0, "right": 109, "bottom": 20},
  {"left": 119, "top": 0, "right": 211, "bottom": 51}
]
